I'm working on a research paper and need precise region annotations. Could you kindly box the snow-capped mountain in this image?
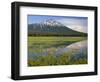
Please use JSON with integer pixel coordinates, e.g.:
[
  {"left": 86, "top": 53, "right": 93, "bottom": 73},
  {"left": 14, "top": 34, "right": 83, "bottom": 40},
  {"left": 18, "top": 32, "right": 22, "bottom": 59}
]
[
  {"left": 42, "top": 19, "right": 63, "bottom": 26},
  {"left": 28, "top": 19, "right": 87, "bottom": 36}
]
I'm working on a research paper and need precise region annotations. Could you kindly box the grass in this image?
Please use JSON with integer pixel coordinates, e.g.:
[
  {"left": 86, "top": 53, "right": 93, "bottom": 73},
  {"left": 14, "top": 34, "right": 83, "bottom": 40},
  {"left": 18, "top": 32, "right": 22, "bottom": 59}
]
[
  {"left": 28, "top": 52, "right": 87, "bottom": 66},
  {"left": 28, "top": 36, "right": 87, "bottom": 52},
  {"left": 28, "top": 36, "right": 87, "bottom": 47},
  {"left": 28, "top": 36, "right": 87, "bottom": 66}
]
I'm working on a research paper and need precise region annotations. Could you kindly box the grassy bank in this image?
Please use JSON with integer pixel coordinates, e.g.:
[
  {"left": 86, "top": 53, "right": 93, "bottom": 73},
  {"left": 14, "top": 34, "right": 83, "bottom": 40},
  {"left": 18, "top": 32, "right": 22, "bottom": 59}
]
[
  {"left": 28, "top": 36, "right": 87, "bottom": 66},
  {"left": 28, "top": 36, "right": 87, "bottom": 46}
]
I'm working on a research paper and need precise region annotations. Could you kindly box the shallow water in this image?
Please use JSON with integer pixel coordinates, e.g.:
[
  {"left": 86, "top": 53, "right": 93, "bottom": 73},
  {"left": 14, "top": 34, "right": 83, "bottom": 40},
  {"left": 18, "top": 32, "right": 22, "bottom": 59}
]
[{"left": 28, "top": 40, "right": 87, "bottom": 61}]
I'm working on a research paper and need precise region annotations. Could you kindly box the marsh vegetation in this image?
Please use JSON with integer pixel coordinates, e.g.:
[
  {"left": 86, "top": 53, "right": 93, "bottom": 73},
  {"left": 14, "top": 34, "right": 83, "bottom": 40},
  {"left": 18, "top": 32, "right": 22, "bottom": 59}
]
[{"left": 28, "top": 36, "right": 87, "bottom": 66}]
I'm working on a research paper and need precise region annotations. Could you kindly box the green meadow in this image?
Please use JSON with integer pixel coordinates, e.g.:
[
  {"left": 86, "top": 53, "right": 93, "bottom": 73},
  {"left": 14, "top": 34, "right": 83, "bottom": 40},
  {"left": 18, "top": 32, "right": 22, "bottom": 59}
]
[{"left": 28, "top": 36, "right": 87, "bottom": 66}]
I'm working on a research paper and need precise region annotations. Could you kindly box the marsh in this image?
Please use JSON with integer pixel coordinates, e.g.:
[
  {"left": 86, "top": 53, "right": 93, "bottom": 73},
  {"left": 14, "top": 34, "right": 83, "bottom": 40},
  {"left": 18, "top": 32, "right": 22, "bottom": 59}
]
[{"left": 28, "top": 36, "right": 87, "bottom": 66}]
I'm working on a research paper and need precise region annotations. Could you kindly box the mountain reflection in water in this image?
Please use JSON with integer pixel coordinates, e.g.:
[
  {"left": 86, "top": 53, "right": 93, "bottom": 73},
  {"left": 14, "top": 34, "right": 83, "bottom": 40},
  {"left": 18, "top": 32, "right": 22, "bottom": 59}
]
[{"left": 28, "top": 40, "right": 87, "bottom": 61}]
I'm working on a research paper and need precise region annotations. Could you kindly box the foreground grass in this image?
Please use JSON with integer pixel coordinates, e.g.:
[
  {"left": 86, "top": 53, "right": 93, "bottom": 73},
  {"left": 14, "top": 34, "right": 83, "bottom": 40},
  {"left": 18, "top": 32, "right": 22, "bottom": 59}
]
[
  {"left": 28, "top": 36, "right": 87, "bottom": 66},
  {"left": 28, "top": 52, "right": 87, "bottom": 66}
]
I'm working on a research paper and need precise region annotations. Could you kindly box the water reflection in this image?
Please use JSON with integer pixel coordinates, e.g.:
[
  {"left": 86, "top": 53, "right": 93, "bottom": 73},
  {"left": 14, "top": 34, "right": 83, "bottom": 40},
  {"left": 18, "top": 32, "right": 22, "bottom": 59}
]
[{"left": 28, "top": 40, "right": 87, "bottom": 60}]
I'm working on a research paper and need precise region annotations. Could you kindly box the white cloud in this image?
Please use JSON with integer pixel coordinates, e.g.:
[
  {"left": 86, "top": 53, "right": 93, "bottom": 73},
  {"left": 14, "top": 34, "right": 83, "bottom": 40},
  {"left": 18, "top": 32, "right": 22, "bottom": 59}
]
[
  {"left": 65, "top": 25, "right": 87, "bottom": 33},
  {"left": 57, "top": 18, "right": 88, "bottom": 33}
]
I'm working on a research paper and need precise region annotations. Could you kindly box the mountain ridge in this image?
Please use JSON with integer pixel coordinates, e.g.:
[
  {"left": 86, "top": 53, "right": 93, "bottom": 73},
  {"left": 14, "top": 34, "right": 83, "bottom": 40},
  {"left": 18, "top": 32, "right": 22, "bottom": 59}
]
[{"left": 28, "top": 19, "right": 87, "bottom": 36}]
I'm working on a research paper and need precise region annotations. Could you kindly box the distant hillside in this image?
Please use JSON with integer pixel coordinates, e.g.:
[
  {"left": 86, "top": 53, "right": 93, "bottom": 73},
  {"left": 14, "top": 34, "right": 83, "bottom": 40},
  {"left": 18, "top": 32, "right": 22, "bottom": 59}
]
[{"left": 28, "top": 19, "right": 87, "bottom": 36}]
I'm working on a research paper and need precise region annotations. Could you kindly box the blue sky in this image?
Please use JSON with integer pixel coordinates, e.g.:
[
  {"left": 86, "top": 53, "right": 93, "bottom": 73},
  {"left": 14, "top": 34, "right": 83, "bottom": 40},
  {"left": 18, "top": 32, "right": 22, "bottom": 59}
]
[
  {"left": 28, "top": 15, "right": 88, "bottom": 33},
  {"left": 28, "top": 15, "right": 67, "bottom": 24}
]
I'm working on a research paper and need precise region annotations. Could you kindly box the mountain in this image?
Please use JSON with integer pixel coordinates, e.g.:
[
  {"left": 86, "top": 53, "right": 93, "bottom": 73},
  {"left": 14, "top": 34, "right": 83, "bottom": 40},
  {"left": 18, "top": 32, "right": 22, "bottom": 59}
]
[{"left": 28, "top": 19, "right": 87, "bottom": 36}]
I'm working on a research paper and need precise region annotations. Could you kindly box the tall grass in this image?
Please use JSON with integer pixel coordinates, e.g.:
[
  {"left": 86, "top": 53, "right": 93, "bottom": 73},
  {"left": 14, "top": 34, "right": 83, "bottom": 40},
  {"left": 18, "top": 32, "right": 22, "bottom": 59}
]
[{"left": 28, "top": 52, "right": 87, "bottom": 66}]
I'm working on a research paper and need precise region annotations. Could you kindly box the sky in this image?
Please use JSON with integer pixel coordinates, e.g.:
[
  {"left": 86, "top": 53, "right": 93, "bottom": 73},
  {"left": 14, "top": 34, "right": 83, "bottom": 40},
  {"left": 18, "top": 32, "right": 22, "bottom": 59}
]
[{"left": 28, "top": 15, "right": 88, "bottom": 33}]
